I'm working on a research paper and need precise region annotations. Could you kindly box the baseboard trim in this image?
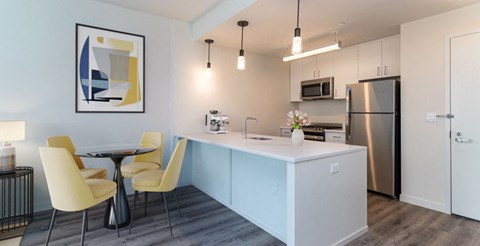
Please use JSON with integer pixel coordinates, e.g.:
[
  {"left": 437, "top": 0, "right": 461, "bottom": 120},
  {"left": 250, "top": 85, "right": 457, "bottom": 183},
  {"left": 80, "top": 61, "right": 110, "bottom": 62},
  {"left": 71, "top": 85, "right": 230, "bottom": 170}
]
[
  {"left": 400, "top": 194, "right": 449, "bottom": 214},
  {"left": 334, "top": 226, "right": 368, "bottom": 246}
]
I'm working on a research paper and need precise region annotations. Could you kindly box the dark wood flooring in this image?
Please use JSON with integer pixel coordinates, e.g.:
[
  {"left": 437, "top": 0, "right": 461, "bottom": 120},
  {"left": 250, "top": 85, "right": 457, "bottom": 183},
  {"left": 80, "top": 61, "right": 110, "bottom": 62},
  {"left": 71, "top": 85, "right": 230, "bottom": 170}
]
[
  {"left": 19, "top": 186, "right": 480, "bottom": 246},
  {"left": 347, "top": 192, "right": 480, "bottom": 246}
]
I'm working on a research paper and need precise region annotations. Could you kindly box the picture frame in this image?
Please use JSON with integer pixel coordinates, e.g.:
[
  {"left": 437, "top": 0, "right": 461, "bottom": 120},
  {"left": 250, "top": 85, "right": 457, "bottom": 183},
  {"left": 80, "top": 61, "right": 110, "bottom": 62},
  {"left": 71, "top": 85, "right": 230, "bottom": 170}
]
[{"left": 75, "top": 24, "right": 145, "bottom": 113}]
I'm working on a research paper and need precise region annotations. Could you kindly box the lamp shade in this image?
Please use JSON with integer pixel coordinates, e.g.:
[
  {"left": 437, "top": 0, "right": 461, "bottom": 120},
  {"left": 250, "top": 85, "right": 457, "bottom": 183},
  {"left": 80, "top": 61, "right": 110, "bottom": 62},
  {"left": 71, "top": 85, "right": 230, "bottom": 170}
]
[{"left": 0, "top": 121, "right": 25, "bottom": 143}]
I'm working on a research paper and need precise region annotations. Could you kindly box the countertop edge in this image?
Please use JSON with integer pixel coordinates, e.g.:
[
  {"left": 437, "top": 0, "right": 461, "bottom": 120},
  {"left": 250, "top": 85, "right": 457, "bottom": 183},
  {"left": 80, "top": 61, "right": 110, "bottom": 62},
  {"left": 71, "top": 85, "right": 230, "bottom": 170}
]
[{"left": 176, "top": 132, "right": 366, "bottom": 163}]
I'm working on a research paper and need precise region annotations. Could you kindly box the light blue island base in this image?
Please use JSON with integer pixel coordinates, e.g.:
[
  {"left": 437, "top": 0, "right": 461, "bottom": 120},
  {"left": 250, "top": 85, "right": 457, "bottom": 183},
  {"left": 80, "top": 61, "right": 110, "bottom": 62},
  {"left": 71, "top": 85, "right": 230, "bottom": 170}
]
[{"left": 178, "top": 132, "right": 368, "bottom": 246}]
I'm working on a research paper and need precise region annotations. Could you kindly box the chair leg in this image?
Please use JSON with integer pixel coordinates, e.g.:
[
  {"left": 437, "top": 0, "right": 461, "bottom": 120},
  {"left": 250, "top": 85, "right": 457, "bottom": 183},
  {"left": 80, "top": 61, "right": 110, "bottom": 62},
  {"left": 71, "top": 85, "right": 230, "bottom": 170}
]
[
  {"left": 81, "top": 210, "right": 87, "bottom": 246},
  {"left": 144, "top": 191, "right": 148, "bottom": 216},
  {"left": 162, "top": 193, "right": 172, "bottom": 236},
  {"left": 129, "top": 191, "right": 139, "bottom": 234},
  {"left": 85, "top": 209, "right": 88, "bottom": 232},
  {"left": 111, "top": 197, "right": 120, "bottom": 237},
  {"left": 174, "top": 189, "right": 182, "bottom": 216},
  {"left": 45, "top": 208, "right": 57, "bottom": 246},
  {"left": 135, "top": 190, "right": 140, "bottom": 200}
]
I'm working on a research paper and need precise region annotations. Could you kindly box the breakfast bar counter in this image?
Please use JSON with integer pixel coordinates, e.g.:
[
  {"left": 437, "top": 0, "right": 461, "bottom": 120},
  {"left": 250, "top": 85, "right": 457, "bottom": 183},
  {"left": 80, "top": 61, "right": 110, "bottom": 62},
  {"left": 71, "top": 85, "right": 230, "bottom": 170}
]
[{"left": 177, "top": 132, "right": 368, "bottom": 246}]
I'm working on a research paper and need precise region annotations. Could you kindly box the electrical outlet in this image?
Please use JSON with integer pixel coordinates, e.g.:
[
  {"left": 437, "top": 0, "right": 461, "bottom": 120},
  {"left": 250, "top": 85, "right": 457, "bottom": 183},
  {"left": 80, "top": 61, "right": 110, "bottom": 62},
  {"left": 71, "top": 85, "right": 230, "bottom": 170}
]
[{"left": 330, "top": 163, "right": 340, "bottom": 174}]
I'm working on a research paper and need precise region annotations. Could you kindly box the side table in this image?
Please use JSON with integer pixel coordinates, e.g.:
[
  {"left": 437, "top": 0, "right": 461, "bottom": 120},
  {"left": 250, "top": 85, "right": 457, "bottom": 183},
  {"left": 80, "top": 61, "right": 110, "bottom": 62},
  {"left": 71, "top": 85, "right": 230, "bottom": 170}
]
[{"left": 0, "top": 166, "right": 34, "bottom": 239}]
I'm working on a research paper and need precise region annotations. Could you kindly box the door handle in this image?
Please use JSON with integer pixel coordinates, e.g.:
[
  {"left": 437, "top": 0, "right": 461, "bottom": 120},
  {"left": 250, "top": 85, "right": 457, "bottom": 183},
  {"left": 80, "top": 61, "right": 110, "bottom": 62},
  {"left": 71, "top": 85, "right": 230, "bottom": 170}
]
[
  {"left": 455, "top": 137, "right": 473, "bottom": 143},
  {"left": 455, "top": 132, "right": 473, "bottom": 143},
  {"left": 345, "top": 87, "right": 352, "bottom": 141}
]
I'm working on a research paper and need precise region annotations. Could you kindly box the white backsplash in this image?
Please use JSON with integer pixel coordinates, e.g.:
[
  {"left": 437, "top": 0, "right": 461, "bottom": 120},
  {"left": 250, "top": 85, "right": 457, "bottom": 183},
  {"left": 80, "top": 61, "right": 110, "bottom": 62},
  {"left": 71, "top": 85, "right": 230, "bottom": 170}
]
[{"left": 299, "top": 99, "right": 346, "bottom": 127}]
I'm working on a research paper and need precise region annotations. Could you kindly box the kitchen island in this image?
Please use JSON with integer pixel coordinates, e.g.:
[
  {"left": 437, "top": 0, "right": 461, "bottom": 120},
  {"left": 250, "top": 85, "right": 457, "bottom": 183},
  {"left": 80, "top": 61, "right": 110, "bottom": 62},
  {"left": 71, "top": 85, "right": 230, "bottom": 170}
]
[{"left": 177, "top": 132, "right": 367, "bottom": 246}]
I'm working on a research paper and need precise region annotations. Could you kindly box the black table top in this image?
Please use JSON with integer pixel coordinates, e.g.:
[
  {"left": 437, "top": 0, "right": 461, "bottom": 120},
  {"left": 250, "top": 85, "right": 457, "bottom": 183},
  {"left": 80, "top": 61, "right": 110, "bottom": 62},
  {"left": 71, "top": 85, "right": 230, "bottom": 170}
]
[{"left": 76, "top": 146, "right": 157, "bottom": 158}]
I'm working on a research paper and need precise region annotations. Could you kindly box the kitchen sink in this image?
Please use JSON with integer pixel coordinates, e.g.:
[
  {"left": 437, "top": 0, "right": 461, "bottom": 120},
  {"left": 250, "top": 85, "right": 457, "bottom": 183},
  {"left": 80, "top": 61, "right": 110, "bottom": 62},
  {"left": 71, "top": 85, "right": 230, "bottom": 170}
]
[{"left": 249, "top": 137, "right": 272, "bottom": 140}]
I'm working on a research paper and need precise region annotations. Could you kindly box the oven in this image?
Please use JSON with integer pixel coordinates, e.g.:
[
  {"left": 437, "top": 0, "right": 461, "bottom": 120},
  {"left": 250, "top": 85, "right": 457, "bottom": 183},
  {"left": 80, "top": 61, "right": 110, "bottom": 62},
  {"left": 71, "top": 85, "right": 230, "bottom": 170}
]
[{"left": 302, "top": 123, "right": 343, "bottom": 142}]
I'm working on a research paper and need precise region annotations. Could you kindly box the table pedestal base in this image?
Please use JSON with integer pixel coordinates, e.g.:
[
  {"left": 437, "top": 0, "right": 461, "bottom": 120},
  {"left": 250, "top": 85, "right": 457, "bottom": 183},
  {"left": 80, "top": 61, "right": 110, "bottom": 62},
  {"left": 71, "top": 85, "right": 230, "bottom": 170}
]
[{"left": 104, "top": 157, "right": 130, "bottom": 229}]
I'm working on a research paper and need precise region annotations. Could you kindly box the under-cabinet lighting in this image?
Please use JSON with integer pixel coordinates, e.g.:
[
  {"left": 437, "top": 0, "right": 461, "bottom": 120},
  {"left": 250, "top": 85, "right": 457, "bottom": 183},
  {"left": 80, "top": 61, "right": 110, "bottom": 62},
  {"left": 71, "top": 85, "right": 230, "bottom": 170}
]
[{"left": 283, "top": 41, "right": 341, "bottom": 62}]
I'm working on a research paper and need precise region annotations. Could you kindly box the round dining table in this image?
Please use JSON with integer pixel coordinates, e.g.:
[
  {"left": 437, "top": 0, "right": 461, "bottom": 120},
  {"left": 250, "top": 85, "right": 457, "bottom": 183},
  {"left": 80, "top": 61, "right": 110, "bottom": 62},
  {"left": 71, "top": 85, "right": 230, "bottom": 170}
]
[{"left": 76, "top": 146, "right": 156, "bottom": 229}]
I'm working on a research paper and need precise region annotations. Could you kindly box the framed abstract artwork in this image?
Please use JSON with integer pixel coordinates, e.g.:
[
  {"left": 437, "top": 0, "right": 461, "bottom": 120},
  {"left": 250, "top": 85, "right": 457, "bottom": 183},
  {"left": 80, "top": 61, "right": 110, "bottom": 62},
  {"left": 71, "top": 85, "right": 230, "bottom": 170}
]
[{"left": 75, "top": 24, "right": 145, "bottom": 113}]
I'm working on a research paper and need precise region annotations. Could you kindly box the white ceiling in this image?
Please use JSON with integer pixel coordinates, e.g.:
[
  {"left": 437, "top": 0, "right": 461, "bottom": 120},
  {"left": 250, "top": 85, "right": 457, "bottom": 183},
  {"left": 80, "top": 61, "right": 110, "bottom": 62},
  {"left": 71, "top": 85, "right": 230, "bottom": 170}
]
[{"left": 95, "top": 0, "right": 480, "bottom": 58}]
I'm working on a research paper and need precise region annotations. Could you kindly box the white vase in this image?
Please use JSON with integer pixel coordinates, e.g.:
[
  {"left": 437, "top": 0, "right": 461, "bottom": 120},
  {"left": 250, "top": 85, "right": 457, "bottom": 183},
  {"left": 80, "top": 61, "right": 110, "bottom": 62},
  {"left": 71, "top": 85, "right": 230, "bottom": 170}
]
[{"left": 291, "top": 129, "right": 304, "bottom": 146}]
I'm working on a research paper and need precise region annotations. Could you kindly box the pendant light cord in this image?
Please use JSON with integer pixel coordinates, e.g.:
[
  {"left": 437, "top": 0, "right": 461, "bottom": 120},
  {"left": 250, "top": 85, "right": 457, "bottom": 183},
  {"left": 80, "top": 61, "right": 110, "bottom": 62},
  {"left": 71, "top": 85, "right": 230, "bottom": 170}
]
[
  {"left": 296, "top": 0, "right": 300, "bottom": 28},
  {"left": 240, "top": 26, "right": 244, "bottom": 50},
  {"left": 208, "top": 43, "right": 211, "bottom": 62}
]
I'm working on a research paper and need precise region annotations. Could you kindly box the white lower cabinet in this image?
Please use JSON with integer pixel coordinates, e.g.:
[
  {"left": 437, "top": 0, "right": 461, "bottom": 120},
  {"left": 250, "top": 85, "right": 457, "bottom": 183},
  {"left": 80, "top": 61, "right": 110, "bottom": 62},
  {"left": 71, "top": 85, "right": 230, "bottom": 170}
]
[
  {"left": 325, "top": 130, "right": 346, "bottom": 144},
  {"left": 280, "top": 127, "right": 292, "bottom": 137}
]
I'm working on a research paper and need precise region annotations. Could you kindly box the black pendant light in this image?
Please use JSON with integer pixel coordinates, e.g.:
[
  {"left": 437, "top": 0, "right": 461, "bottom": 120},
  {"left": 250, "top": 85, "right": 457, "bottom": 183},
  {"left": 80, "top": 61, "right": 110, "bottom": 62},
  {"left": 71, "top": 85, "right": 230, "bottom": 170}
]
[
  {"left": 237, "top": 20, "right": 248, "bottom": 70},
  {"left": 205, "top": 39, "right": 214, "bottom": 78},
  {"left": 291, "top": 0, "right": 302, "bottom": 54}
]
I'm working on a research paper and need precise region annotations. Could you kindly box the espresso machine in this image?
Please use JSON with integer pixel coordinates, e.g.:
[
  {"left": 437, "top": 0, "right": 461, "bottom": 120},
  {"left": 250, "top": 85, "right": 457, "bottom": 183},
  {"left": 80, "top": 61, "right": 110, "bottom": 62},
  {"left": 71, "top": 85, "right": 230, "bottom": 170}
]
[{"left": 205, "top": 110, "right": 229, "bottom": 134}]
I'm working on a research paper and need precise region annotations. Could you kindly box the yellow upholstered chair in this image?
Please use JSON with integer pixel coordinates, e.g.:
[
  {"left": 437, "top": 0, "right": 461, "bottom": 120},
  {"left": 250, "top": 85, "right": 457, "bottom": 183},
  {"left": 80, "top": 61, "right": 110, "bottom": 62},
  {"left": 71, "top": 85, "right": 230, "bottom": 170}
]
[
  {"left": 47, "top": 136, "right": 107, "bottom": 179},
  {"left": 39, "top": 147, "right": 119, "bottom": 246},
  {"left": 121, "top": 132, "right": 163, "bottom": 178},
  {"left": 121, "top": 132, "right": 163, "bottom": 215},
  {"left": 129, "top": 138, "right": 187, "bottom": 235}
]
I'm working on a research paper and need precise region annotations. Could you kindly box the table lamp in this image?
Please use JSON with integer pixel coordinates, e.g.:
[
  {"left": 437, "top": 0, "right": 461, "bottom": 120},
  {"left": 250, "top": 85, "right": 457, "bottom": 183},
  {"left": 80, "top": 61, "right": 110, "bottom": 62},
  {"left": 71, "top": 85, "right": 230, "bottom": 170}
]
[{"left": 0, "top": 121, "right": 25, "bottom": 174}]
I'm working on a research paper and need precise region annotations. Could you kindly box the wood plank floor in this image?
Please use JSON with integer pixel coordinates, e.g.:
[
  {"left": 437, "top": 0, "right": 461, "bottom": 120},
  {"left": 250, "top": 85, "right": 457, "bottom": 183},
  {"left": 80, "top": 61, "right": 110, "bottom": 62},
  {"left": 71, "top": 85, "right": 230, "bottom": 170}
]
[
  {"left": 347, "top": 192, "right": 480, "bottom": 246},
  {"left": 20, "top": 186, "right": 480, "bottom": 245}
]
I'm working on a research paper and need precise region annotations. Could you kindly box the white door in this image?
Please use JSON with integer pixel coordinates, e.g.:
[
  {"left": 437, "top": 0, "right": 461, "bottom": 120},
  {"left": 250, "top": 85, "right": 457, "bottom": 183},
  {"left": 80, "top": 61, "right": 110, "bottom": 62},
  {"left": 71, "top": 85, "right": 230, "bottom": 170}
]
[{"left": 451, "top": 31, "right": 480, "bottom": 220}]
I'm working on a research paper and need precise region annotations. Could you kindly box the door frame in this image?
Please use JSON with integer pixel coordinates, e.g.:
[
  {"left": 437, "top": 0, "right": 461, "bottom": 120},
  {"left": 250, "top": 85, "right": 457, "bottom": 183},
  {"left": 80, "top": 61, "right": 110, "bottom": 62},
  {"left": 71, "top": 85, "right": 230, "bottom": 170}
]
[{"left": 445, "top": 30, "right": 480, "bottom": 215}]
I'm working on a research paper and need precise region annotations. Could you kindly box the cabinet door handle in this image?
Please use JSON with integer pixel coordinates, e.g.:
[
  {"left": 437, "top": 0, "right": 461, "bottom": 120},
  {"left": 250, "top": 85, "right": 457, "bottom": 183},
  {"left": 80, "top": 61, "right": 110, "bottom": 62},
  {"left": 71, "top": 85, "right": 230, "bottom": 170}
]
[
  {"left": 377, "top": 66, "right": 380, "bottom": 76},
  {"left": 313, "top": 70, "right": 316, "bottom": 78},
  {"left": 384, "top": 65, "right": 387, "bottom": 76}
]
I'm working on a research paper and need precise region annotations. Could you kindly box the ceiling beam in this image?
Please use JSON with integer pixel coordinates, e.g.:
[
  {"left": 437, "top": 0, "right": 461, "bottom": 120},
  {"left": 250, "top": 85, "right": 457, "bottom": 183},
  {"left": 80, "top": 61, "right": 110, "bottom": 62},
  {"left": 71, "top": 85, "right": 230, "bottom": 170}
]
[{"left": 191, "top": 0, "right": 258, "bottom": 40}]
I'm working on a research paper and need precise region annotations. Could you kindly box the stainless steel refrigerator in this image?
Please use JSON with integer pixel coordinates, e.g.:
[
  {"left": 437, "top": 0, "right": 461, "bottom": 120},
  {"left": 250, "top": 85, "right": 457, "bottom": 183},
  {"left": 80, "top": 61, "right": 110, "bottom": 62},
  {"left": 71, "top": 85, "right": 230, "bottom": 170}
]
[{"left": 345, "top": 78, "right": 400, "bottom": 197}]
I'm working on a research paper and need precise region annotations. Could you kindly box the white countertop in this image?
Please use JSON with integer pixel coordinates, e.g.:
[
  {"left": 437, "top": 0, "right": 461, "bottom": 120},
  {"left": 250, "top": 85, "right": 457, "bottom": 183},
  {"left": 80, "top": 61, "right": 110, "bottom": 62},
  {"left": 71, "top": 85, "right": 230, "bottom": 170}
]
[{"left": 177, "top": 132, "right": 365, "bottom": 163}]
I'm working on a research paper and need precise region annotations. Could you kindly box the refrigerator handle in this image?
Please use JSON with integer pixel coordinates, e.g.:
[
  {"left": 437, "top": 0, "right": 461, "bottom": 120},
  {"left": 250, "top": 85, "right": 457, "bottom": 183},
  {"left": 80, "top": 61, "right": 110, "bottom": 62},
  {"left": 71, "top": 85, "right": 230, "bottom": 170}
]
[{"left": 345, "top": 87, "right": 352, "bottom": 141}]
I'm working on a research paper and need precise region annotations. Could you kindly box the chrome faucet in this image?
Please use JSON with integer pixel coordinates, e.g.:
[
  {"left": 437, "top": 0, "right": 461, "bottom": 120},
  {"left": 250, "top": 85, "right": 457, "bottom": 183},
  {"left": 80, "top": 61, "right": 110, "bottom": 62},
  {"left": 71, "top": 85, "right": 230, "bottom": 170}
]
[{"left": 242, "top": 117, "right": 257, "bottom": 139}]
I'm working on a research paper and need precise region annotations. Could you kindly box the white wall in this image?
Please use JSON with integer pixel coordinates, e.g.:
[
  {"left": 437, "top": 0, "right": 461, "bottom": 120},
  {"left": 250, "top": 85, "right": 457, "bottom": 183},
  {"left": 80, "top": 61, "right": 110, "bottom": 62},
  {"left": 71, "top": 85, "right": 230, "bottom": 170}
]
[
  {"left": 172, "top": 22, "right": 292, "bottom": 137},
  {"left": 0, "top": 0, "right": 292, "bottom": 212},
  {"left": 0, "top": 0, "right": 173, "bottom": 211},
  {"left": 400, "top": 3, "right": 480, "bottom": 212},
  {"left": 299, "top": 100, "right": 346, "bottom": 125}
]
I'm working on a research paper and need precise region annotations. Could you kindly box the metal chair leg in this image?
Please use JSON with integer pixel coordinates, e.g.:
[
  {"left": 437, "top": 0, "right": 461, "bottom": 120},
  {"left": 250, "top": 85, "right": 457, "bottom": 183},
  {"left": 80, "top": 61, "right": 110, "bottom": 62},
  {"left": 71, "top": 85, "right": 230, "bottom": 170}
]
[
  {"left": 129, "top": 191, "right": 139, "bottom": 234},
  {"left": 174, "top": 189, "right": 182, "bottom": 216},
  {"left": 85, "top": 209, "right": 88, "bottom": 232},
  {"left": 111, "top": 197, "right": 120, "bottom": 237},
  {"left": 45, "top": 208, "right": 57, "bottom": 246},
  {"left": 144, "top": 191, "right": 148, "bottom": 216},
  {"left": 162, "top": 192, "right": 172, "bottom": 236},
  {"left": 81, "top": 210, "right": 87, "bottom": 246}
]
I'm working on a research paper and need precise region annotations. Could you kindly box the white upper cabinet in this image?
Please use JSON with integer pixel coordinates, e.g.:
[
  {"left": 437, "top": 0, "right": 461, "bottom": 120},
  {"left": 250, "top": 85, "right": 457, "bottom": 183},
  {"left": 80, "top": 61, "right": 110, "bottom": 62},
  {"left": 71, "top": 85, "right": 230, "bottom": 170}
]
[
  {"left": 333, "top": 46, "right": 359, "bottom": 99},
  {"left": 358, "top": 35, "right": 400, "bottom": 80},
  {"left": 290, "top": 59, "right": 303, "bottom": 102},
  {"left": 301, "top": 52, "right": 334, "bottom": 80},
  {"left": 381, "top": 36, "right": 400, "bottom": 77},
  {"left": 288, "top": 35, "right": 399, "bottom": 102}
]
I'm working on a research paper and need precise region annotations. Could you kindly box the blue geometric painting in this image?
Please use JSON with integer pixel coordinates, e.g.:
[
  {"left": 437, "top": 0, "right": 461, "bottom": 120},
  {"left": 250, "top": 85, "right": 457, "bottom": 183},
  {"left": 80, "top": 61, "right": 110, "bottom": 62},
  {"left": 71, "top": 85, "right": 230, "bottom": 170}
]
[{"left": 76, "top": 24, "right": 145, "bottom": 113}]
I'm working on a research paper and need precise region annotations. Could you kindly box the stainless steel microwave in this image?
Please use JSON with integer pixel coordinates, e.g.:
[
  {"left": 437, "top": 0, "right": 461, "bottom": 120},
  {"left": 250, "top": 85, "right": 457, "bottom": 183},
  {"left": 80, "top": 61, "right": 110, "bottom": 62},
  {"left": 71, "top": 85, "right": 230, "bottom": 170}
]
[{"left": 301, "top": 77, "right": 334, "bottom": 100}]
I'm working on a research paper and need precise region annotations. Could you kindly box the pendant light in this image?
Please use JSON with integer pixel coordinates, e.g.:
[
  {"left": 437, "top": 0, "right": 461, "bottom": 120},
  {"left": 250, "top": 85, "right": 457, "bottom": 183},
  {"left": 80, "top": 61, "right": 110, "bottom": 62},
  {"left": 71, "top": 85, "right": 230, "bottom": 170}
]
[
  {"left": 291, "top": 0, "right": 302, "bottom": 54},
  {"left": 237, "top": 20, "right": 248, "bottom": 70},
  {"left": 283, "top": 31, "right": 342, "bottom": 62},
  {"left": 205, "top": 39, "right": 214, "bottom": 78}
]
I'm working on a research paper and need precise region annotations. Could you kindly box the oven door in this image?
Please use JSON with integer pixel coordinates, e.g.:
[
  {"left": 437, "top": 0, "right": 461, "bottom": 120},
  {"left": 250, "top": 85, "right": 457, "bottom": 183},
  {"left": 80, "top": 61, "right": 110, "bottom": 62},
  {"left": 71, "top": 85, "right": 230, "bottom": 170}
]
[{"left": 304, "top": 134, "right": 324, "bottom": 142}]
